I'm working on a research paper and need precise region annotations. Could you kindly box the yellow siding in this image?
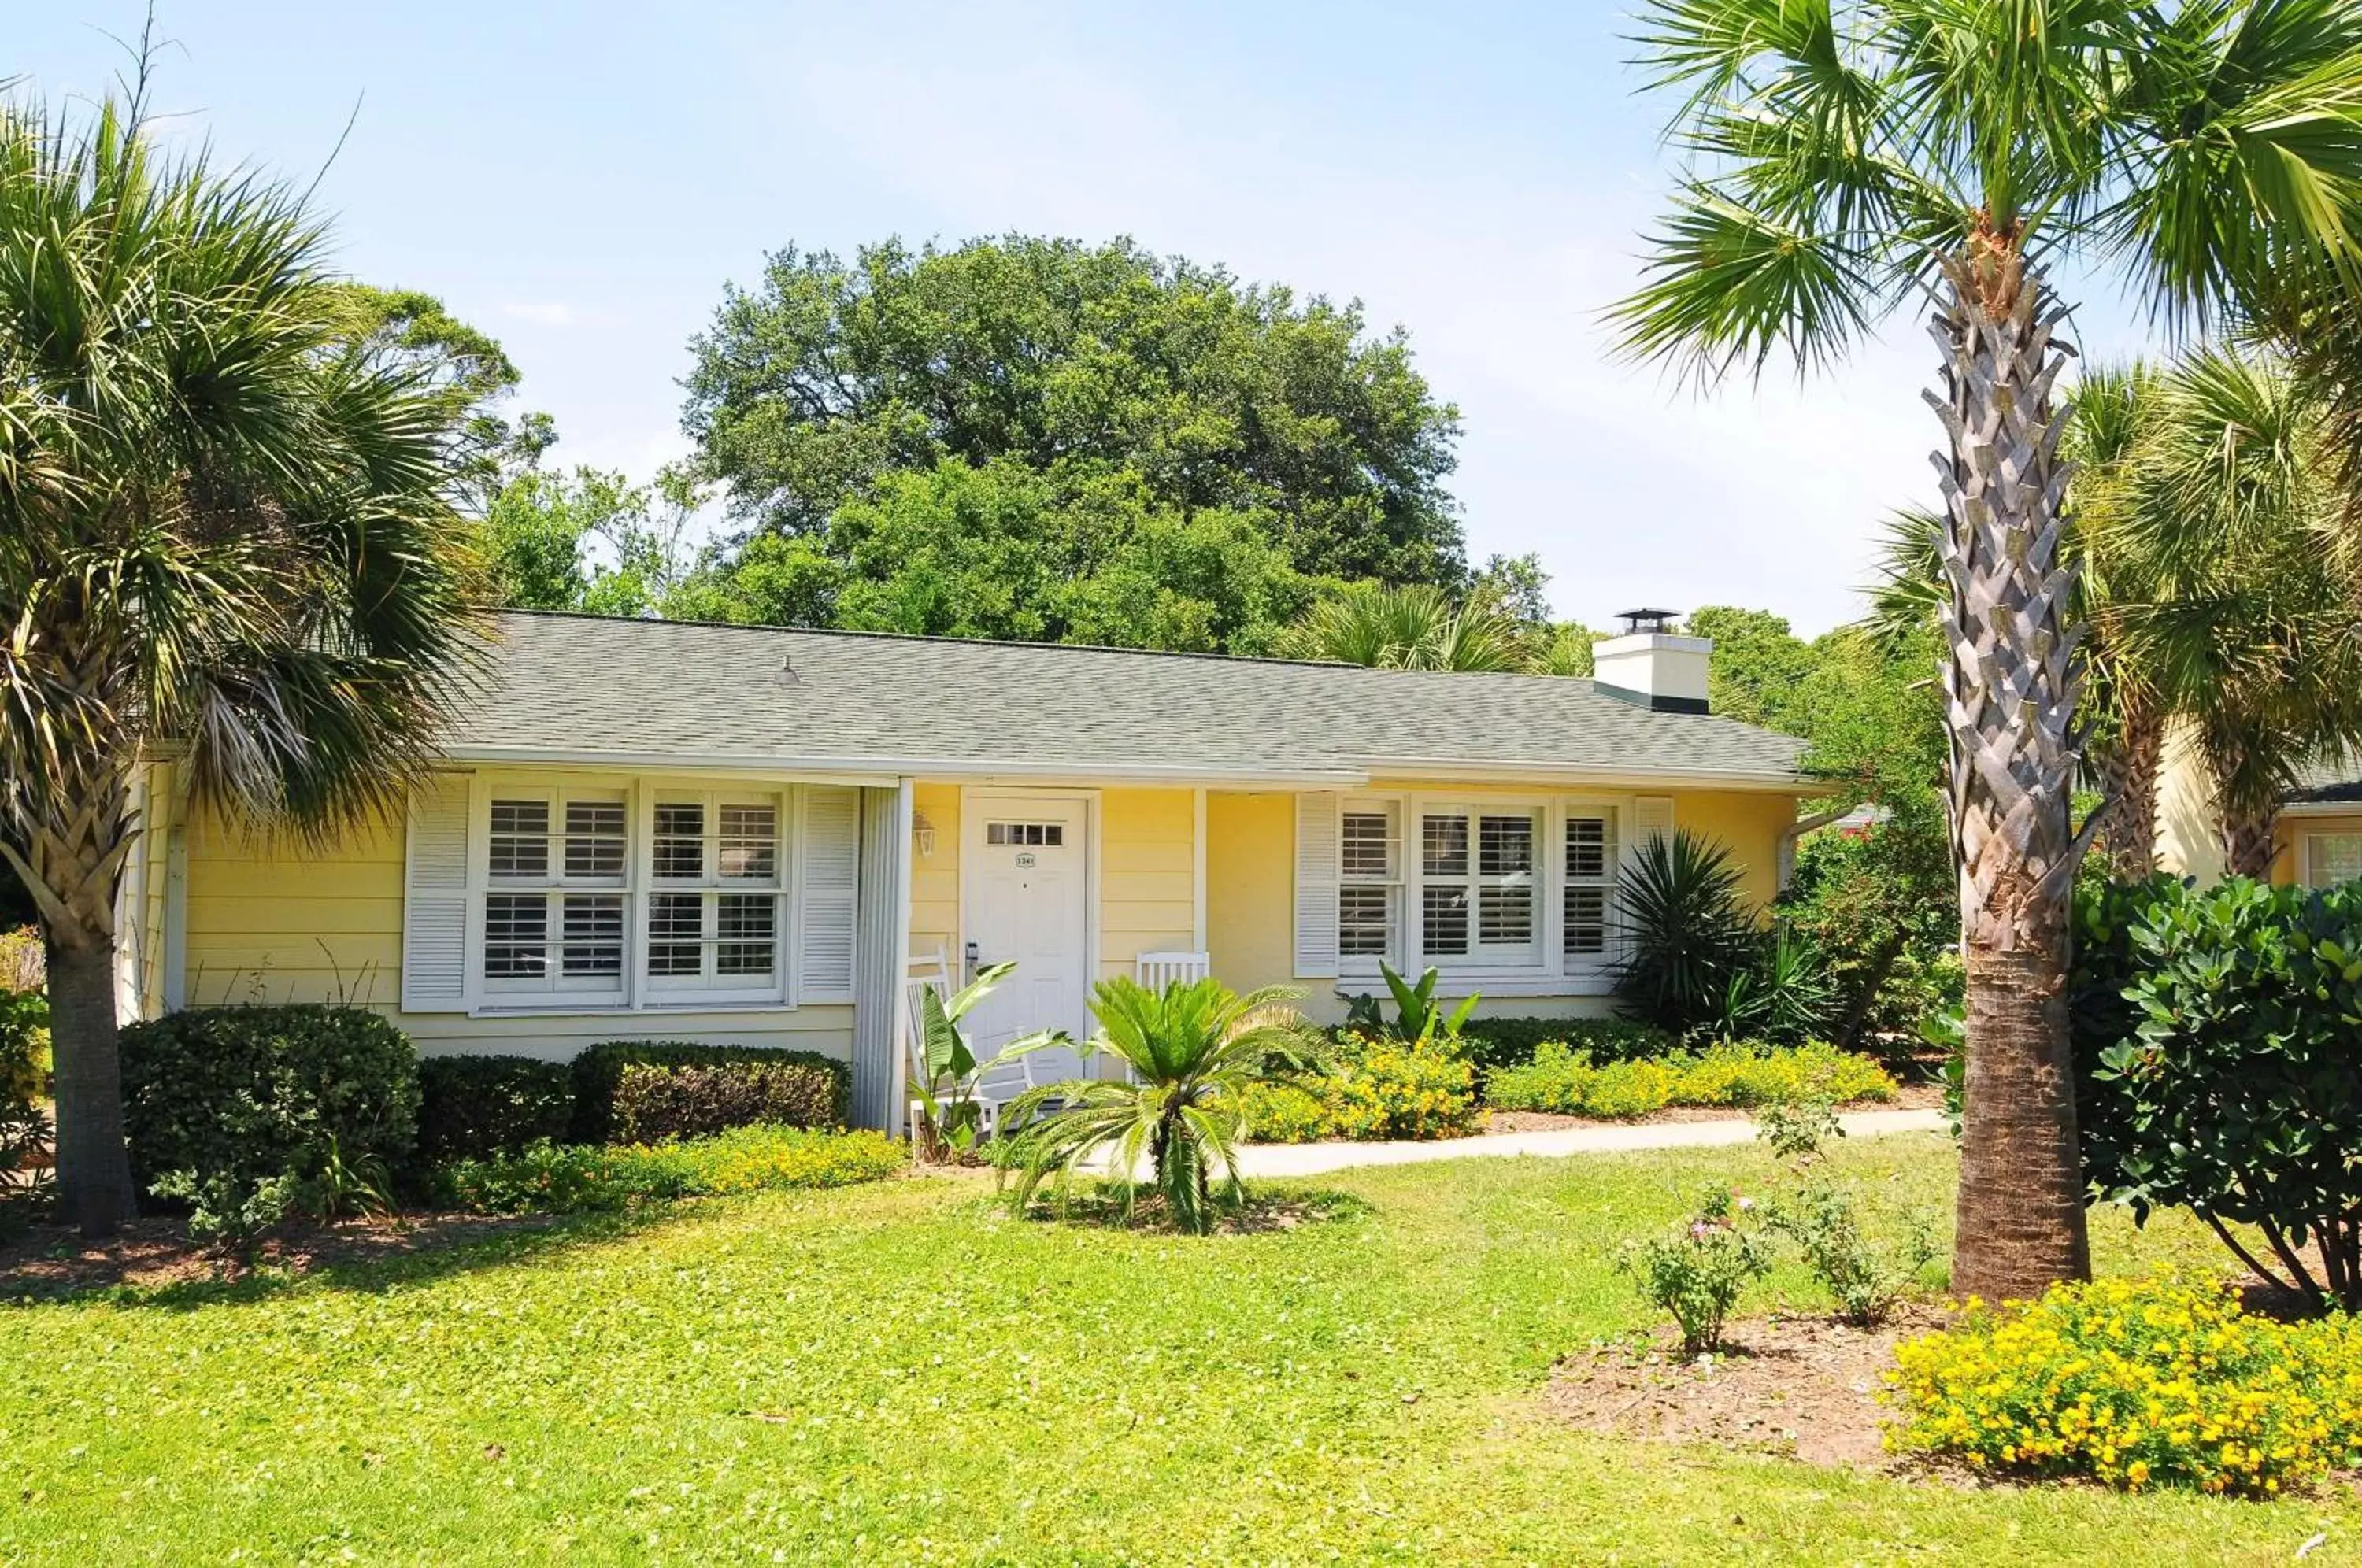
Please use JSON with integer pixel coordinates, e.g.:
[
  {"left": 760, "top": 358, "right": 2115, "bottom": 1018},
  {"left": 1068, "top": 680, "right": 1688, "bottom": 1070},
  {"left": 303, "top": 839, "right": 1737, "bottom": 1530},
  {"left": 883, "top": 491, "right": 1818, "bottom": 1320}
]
[
  {"left": 176, "top": 791, "right": 854, "bottom": 1062},
  {"left": 1098, "top": 788, "right": 1197, "bottom": 980},
  {"left": 909, "top": 782, "right": 962, "bottom": 971},
  {"left": 1206, "top": 791, "right": 1294, "bottom": 995},
  {"left": 1662, "top": 790, "right": 1798, "bottom": 915},
  {"left": 2282, "top": 814, "right": 2362, "bottom": 886}
]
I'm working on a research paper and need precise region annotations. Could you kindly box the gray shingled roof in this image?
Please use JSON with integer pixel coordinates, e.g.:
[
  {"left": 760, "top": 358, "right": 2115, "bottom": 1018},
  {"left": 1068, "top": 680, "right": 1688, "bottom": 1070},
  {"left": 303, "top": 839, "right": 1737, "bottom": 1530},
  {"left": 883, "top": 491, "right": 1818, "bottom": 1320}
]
[
  {"left": 442, "top": 612, "right": 1808, "bottom": 786},
  {"left": 2290, "top": 751, "right": 2362, "bottom": 804}
]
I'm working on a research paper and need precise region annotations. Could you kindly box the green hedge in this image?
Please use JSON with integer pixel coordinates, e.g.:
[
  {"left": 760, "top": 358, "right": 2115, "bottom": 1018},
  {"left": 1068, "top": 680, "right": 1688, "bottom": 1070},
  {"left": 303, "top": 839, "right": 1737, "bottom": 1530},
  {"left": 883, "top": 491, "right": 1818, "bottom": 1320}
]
[
  {"left": 569, "top": 1042, "right": 850, "bottom": 1145},
  {"left": 1451, "top": 1016, "right": 1677, "bottom": 1075},
  {"left": 120, "top": 1004, "right": 420, "bottom": 1199},
  {"left": 612, "top": 1060, "right": 842, "bottom": 1142},
  {"left": 435, "top": 1124, "right": 903, "bottom": 1215},
  {"left": 416, "top": 1055, "right": 576, "bottom": 1164}
]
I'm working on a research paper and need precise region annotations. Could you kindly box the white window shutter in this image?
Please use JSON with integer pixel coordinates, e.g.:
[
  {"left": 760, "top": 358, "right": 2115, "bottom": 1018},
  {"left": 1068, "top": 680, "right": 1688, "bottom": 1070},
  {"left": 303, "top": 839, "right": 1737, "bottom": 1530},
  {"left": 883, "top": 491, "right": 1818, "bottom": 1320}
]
[
  {"left": 1294, "top": 792, "right": 1340, "bottom": 978},
  {"left": 798, "top": 786, "right": 860, "bottom": 1001},
  {"left": 402, "top": 775, "right": 472, "bottom": 1012}
]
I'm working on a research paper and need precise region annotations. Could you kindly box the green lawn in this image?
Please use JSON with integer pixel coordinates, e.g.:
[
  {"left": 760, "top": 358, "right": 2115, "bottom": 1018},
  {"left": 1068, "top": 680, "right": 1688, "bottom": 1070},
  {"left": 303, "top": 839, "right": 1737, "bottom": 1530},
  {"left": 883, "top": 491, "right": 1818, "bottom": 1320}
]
[{"left": 0, "top": 1134, "right": 2351, "bottom": 1565}]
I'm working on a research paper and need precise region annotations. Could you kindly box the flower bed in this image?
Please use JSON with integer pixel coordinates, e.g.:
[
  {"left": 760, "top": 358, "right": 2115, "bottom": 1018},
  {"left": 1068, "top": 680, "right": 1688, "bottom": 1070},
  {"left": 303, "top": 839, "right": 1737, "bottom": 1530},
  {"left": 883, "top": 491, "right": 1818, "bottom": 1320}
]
[
  {"left": 1485, "top": 1041, "right": 1896, "bottom": 1119},
  {"left": 1886, "top": 1277, "right": 2362, "bottom": 1495}
]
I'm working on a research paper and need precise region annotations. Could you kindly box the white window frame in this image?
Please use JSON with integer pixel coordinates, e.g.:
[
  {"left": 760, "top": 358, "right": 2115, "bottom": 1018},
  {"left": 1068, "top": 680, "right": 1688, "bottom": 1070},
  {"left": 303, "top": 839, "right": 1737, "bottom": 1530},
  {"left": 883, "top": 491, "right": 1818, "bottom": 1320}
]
[
  {"left": 642, "top": 788, "right": 792, "bottom": 1008},
  {"left": 2305, "top": 831, "right": 2362, "bottom": 889},
  {"left": 1336, "top": 790, "right": 1632, "bottom": 996},
  {"left": 462, "top": 775, "right": 809, "bottom": 1015}
]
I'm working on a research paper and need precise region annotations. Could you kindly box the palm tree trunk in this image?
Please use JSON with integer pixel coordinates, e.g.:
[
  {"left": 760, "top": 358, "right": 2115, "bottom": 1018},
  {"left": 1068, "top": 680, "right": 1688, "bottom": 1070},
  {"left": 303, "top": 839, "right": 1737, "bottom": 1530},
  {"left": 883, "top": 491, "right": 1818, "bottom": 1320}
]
[
  {"left": 1931, "top": 239, "right": 2093, "bottom": 1304},
  {"left": 44, "top": 923, "right": 137, "bottom": 1235},
  {"left": 2091, "top": 698, "right": 2163, "bottom": 882},
  {"left": 2221, "top": 804, "right": 2282, "bottom": 881}
]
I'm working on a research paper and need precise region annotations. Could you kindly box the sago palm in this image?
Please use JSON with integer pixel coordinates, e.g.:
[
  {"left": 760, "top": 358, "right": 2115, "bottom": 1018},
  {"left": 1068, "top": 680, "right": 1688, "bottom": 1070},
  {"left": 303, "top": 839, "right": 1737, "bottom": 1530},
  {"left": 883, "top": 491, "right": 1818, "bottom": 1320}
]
[
  {"left": 998, "top": 977, "right": 1311, "bottom": 1235},
  {"left": 1616, "top": 0, "right": 2362, "bottom": 1300},
  {"left": 0, "top": 96, "right": 479, "bottom": 1233}
]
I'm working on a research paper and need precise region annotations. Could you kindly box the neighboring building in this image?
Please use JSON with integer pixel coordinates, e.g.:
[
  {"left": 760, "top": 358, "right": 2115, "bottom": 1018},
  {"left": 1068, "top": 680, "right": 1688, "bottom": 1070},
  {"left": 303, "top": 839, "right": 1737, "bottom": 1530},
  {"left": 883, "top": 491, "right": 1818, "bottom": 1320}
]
[
  {"left": 2153, "top": 723, "right": 2360, "bottom": 886},
  {"left": 113, "top": 611, "right": 1815, "bottom": 1130}
]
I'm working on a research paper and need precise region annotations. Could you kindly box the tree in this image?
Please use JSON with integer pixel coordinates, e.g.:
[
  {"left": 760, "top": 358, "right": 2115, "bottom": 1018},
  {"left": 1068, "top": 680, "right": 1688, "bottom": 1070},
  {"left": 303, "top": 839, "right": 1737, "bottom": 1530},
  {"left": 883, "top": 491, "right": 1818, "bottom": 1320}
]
[
  {"left": 0, "top": 94, "right": 478, "bottom": 1234},
  {"left": 1616, "top": 1, "right": 2362, "bottom": 1302},
  {"left": 1281, "top": 582, "right": 1525, "bottom": 671},
  {"left": 680, "top": 235, "right": 1468, "bottom": 586}
]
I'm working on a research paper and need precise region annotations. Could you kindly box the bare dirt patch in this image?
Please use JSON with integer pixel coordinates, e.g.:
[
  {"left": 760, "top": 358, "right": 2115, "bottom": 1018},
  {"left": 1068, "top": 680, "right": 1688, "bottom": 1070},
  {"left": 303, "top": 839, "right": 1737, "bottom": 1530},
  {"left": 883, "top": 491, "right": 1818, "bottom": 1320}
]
[
  {"left": 0, "top": 1212, "right": 557, "bottom": 1300},
  {"left": 1548, "top": 1304, "right": 1955, "bottom": 1470}
]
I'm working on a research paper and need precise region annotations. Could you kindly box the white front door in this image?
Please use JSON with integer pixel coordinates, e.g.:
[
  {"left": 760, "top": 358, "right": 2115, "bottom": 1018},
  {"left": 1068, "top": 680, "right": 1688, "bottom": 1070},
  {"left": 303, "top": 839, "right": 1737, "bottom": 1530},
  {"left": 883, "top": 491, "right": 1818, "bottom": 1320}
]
[{"left": 963, "top": 796, "right": 1093, "bottom": 1082}]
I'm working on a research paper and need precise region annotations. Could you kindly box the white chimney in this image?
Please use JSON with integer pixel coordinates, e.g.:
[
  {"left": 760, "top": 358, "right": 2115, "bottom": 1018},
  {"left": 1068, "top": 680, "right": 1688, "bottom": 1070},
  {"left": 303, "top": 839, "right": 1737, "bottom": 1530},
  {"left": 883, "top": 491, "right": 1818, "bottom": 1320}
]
[{"left": 1591, "top": 608, "right": 1712, "bottom": 715}]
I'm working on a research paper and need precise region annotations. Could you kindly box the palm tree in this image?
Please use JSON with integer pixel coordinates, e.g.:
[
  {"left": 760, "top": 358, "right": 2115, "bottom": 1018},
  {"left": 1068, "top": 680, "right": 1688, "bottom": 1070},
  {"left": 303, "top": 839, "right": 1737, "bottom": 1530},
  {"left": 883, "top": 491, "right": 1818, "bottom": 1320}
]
[
  {"left": 0, "top": 97, "right": 479, "bottom": 1233},
  {"left": 1283, "top": 582, "right": 1530, "bottom": 672},
  {"left": 997, "top": 977, "right": 1311, "bottom": 1234},
  {"left": 1616, "top": 2, "right": 2362, "bottom": 1302}
]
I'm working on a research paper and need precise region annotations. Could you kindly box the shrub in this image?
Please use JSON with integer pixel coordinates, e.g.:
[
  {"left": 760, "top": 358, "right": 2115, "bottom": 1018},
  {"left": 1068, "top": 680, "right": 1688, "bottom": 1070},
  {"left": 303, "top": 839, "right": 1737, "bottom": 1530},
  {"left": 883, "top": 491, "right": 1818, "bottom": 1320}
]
[
  {"left": 1619, "top": 1186, "right": 1769, "bottom": 1354},
  {"left": 437, "top": 1125, "right": 904, "bottom": 1215},
  {"left": 0, "top": 987, "right": 50, "bottom": 1106},
  {"left": 1241, "top": 1034, "right": 1481, "bottom": 1143},
  {"left": 416, "top": 1055, "right": 576, "bottom": 1163},
  {"left": 1238, "top": 1081, "right": 1333, "bottom": 1144},
  {"left": 120, "top": 1005, "right": 420, "bottom": 1214},
  {"left": 1453, "top": 1015, "right": 1674, "bottom": 1075},
  {"left": 1768, "top": 1179, "right": 1935, "bottom": 1326},
  {"left": 1616, "top": 829, "right": 1760, "bottom": 1034},
  {"left": 569, "top": 1041, "right": 849, "bottom": 1144},
  {"left": 2072, "top": 876, "right": 2362, "bottom": 1307},
  {"left": 1485, "top": 1041, "right": 1895, "bottom": 1118},
  {"left": 1320, "top": 1036, "right": 1482, "bottom": 1140},
  {"left": 611, "top": 1060, "right": 843, "bottom": 1143},
  {"left": 1886, "top": 1278, "right": 2362, "bottom": 1495}
]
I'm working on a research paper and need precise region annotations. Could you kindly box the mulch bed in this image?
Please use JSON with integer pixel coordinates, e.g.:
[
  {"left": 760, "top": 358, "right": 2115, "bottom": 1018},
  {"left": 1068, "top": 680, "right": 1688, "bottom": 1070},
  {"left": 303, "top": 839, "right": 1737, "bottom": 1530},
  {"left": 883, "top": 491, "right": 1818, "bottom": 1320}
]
[
  {"left": 0, "top": 1212, "right": 557, "bottom": 1300},
  {"left": 1549, "top": 1305, "right": 1956, "bottom": 1471}
]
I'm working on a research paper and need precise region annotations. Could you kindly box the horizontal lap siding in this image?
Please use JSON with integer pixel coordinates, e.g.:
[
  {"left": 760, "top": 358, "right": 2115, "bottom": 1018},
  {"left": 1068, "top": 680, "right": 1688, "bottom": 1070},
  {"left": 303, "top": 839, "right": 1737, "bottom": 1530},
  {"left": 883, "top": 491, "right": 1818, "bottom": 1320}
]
[
  {"left": 180, "top": 800, "right": 855, "bottom": 1063},
  {"left": 909, "top": 782, "right": 961, "bottom": 971},
  {"left": 1098, "top": 788, "right": 1195, "bottom": 981}
]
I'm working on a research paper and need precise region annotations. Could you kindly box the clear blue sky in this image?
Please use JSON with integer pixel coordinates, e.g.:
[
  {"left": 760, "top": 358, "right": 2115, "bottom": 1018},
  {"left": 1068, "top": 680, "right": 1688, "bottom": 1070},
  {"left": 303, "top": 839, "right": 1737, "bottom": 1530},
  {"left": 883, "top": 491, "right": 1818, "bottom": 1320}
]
[{"left": 16, "top": 2, "right": 2158, "bottom": 634}]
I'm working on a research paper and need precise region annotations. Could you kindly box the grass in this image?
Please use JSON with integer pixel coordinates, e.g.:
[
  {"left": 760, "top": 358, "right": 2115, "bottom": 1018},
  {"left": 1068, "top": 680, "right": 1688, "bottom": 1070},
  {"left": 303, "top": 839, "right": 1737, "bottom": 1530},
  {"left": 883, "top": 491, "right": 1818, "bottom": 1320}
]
[{"left": 0, "top": 1133, "right": 2353, "bottom": 1564}]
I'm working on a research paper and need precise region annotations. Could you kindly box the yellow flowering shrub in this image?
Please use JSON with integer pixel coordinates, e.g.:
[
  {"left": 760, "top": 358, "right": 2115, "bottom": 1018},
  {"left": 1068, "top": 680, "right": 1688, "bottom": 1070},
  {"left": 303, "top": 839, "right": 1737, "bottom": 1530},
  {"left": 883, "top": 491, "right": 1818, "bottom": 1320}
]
[
  {"left": 1886, "top": 1278, "right": 2362, "bottom": 1495},
  {"left": 1241, "top": 1034, "right": 1482, "bottom": 1141}
]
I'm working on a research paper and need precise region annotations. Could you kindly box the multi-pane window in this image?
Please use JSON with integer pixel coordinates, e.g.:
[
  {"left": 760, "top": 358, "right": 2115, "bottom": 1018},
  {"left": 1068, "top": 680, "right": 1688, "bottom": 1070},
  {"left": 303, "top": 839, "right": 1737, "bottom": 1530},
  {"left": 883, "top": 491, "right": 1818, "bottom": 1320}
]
[
  {"left": 2309, "top": 834, "right": 2362, "bottom": 889},
  {"left": 1338, "top": 805, "right": 1401, "bottom": 962},
  {"left": 481, "top": 791, "right": 628, "bottom": 1001},
  {"left": 1564, "top": 814, "right": 1617, "bottom": 958},
  {"left": 1336, "top": 797, "right": 1625, "bottom": 978},
  {"left": 1419, "top": 808, "right": 1540, "bottom": 963},
  {"left": 477, "top": 786, "right": 789, "bottom": 1006},
  {"left": 648, "top": 794, "right": 783, "bottom": 994}
]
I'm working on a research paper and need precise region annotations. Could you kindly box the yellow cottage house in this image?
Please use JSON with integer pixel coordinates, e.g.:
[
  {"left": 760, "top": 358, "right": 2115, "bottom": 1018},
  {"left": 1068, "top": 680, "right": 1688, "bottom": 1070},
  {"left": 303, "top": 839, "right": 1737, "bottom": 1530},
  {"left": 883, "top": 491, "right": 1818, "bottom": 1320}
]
[
  {"left": 113, "top": 611, "right": 1815, "bottom": 1131},
  {"left": 2155, "top": 726, "right": 2362, "bottom": 888}
]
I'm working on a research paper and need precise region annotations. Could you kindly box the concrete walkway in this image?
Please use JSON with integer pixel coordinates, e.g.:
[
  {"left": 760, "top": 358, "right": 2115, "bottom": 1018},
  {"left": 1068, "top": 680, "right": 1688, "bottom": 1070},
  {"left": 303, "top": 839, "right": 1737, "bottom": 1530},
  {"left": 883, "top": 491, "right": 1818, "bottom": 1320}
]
[{"left": 1231, "top": 1107, "right": 1949, "bottom": 1179}]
